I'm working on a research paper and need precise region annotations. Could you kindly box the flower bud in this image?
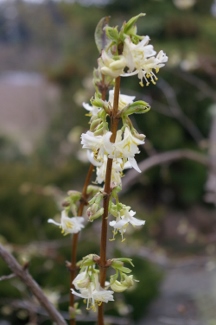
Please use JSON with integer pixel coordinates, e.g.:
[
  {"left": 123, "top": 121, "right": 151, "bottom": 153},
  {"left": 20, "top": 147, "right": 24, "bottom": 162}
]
[
  {"left": 87, "top": 204, "right": 104, "bottom": 221},
  {"left": 121, "top": 274, "right": 135, "bottom": 288},
  {"left": 78, "top": 254, "right": 97, "bottom": 267},
  {"left": 67, "top": 190, "right": 82, "bottom": 202},
  {"left": 121, "top": 101, "right": 150, "bottom": 116},
  {"left": 110, "top": 280, "right": 128, "bottom": 292},
  {"left": 105, "top": 26, "right": 119, "bottom": 42},
  {"left": 87, "top": 185, "right": 102, "bottom": 196},
  {"left": 93, "top": 124, "right": 105, "bottom": 136},
  {"left": 90, "top": 118, "right": 103, "bottom": 132}
]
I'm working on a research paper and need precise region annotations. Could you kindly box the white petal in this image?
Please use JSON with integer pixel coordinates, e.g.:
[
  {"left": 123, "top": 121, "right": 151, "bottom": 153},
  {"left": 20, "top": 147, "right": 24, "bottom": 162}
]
[
  {"left": 83, "top": 102, "right": 92, "bottom": 111},
  {"left": 129, "top": 215, "right": 145, "bottom": 227},
  {"left": 128, "top": 157, "right": 141, "bottom": 173},
  {"left": 93, "top": 289, "right": 114, "bottom": 303},
  {"left": 87, "top": 150, "right": 101, "bottom": 167},
  {"left": 48, "top": 219, "right": 60, "bottom": 226}
]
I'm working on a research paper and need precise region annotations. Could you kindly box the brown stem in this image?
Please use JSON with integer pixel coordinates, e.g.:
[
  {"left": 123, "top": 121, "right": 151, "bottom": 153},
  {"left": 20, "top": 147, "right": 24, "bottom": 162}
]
[
  {"left": 69, "top": 80, "right": 108, "bottom": 325},
  {"left": 69, "top": 164, "right": 94, "bottom": 325},
  {"left": 0, "top": 244, "right": 67, "bottom": 325},
  {"left": 98, "top": 76, "right": 121, "bottom": 325}
]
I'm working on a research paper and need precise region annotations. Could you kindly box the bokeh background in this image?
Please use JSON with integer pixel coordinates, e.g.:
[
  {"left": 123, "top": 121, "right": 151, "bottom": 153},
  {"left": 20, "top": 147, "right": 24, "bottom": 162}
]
[{"left": 0, "top": 0, "right": 216, "bottom": 324}]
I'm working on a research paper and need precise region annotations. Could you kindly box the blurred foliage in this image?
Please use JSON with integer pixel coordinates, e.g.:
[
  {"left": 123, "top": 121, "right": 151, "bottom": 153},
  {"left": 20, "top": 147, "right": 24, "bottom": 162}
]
[{"left": 0, "top": 0, "right": 216, "bottom": 324}]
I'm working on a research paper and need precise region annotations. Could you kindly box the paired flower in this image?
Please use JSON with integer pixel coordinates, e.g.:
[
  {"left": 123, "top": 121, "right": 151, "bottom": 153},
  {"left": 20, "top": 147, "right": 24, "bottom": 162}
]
[
  {"left": 72, "top": 268, "right": 114, "bottom": 311},
  {"left": 81, "top": 125, "right": 145, "bottom": 185},
  {"left": 121, "top": 36, "right": 168, "bottom": 86},
  {"left": 109, "top": 205, "right": 145, "bottom": 241},
  {"left": 108, "top": 90, "right": 135, "bottom": 111},
  {"left": 103, "top": 127, "right": 145, "bottom": 173},
  {"left": 100, "top": 27, "right": 168, "bottom": 86},
  {"left": 48, "top": 210, "right": 85, "bottom": 235}
]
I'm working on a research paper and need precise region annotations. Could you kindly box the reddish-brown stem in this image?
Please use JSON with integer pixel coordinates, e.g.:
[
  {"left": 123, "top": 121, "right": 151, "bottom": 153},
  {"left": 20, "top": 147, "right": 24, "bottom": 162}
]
[
  {"left": 98, "top": 76, "right": 121, "bottom": 325},
  {"left": 69, "top": 163, "right": 94, "bottom": 325},
  {"left": 69, "top": 81, "right": 108, "bottom": 325}
]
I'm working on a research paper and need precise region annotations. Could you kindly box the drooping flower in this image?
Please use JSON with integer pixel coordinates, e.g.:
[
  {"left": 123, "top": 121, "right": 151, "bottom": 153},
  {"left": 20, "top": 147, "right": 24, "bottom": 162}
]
[
  {"left": 73, "top": 270, "right": 90, "bottom": 290},
  {"left": 103, "top": 127, "right": 145, "bottom": 172},
  {"left": 95, "top": 154, "right": 124, "bottom": 186},
  {"left": 83, "top": 102, "right": 101, "bottom": 116},
  {"left": 108, "top": 89, "right": 136, "bottom": 111},
  {"left": 104, "top": 127, "right": 144, "bottom": 158},
  {"left": 122, "top": 36, "right": 168, "bottom": 86},
  {"left": 99, "top": 50, "right": 126, "bottom": 78},
  {"left": 81, "top": 131, "right": 107, "bottom": 156},
  {"left": 72, "top": 271, "right": 114, "bottom": 311},
  {"left": 48, "top": 210, "right": 84, "bottom": 235},
  {"left": 109, "top": 206, "right": 145, "bottom": 240}
]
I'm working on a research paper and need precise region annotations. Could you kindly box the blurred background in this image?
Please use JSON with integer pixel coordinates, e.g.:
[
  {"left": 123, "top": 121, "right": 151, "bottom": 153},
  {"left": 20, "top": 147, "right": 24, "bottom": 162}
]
[{"left": 0, "top": 0, "right": 216, "bottom": 324}]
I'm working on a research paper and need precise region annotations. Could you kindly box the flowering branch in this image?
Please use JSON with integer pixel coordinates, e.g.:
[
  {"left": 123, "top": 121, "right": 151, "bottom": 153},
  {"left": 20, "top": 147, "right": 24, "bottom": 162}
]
[
  {"left": 48, "top": 12, "right": 168, "bottom": 325},
  {"left": 98, "top": 76, "right": 121, "bottom": 325}
]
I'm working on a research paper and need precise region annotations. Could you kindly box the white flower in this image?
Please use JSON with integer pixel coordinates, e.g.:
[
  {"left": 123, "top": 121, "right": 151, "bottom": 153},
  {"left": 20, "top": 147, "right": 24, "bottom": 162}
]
[
  {"left": 104, "top": 127, "right": 144, "bottom": 172},
  {"left": 95, "top": 155, "right": 124, "bottom": 186},
  {"left": 110, "top": 207, "right": 145, "bottom": 240},
  {"left": 73, "top": 271, "right": 90, "bottom": 290},
  {"left": 104, "top": 127, "right": 144, "bottom": 158},
  {"left": 72, "top": 272, "right": 114, "bottom": 311},
  {"left": 83, "top": 102, "right": 101, "bottom": 116},
  {"left": 48, "top": 211, "right": 84, "bottom": 235},
  {"left": 108, "top": 89, "right": 135, "bottom": 111},
  {"left": 99, "top": 50, "right": 126, "bottom": 78},
  {"left": 122, "top": 36, "right": 168, "bottom": 86},
  {"left": 81, "top": 131, "right": 106, "bottom": 155}
]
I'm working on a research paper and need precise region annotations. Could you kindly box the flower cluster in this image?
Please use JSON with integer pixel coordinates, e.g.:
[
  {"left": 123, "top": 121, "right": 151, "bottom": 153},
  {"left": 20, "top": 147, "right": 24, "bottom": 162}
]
[
  {"left": 99, "top": 13, "right": 168, "bottom": 86},
  {"left": 81, "top": 91, "right": 146, "bottom": 187},
  {"left": 72, "top": 255, "right": 136, "bottom": 309},
  {"left": 109, "top": 202, "right": 145, "bottom": 241},
  {"left": 71, "top": 255, "right": 114, "bottom": 311}
]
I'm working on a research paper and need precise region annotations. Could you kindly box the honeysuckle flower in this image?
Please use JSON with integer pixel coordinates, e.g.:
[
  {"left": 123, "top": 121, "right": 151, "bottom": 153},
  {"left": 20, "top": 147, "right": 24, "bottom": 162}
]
[
  {"left": 108, "top": 89, "right": 136, "bottom": 111},
  {"left": 95, "top": 155, "right": 124, "bottom": 186},
  {"left": 81, "top": 131, "right": 107, "bottom": 155},
  {"left": 110, "top": 274, "right": 135, "bottom": 292},
  {"left": 48, "top": 210, "right": 84, "bottom": 235},
  {"left": 87, "top": 203, "right": 104, "bottom": 221},
  {"left": 104, "top": 127, "right": 144, "bottom": 159},
  {"left": 109, "top": 207, "right": 145, "bottom": 240},
  {"left": 73, "top": 271, "right": 90, "bottom": 290},
  {"left": 99, "top": 50, "right": 126, "bottom": 78},
  {"left": 72, "top": 272, "right": 114, "bottom": 311},
  {"left": 110, "top": 279, "right": 128, "bottom": 292},
  {"left": 83, "top": 102, "right": 101, "bottom": 116},
  {"left": 122, "top": 36, "right": 168, "bottom": 86},
  {"left": 103, "top": 127, "right": 144, "bottom": 172}
]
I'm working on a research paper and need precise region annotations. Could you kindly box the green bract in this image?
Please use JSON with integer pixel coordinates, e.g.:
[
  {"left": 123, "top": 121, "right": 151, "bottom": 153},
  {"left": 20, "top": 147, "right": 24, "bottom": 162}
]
[{"left": 120, "top": 100, "right": 151, "bottom": 116}]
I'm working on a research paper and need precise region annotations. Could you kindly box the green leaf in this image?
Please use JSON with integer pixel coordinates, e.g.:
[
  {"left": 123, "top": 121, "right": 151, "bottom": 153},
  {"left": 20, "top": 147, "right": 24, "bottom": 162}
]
[
  {"left": 94, "top": 16, "right": 110, "bottom": 53},
  {"left": 105, "top": 26, "right": 119, "bottom": 42},
  {"left": 123, "top": 13, "right": 146, "bottom": 35}
]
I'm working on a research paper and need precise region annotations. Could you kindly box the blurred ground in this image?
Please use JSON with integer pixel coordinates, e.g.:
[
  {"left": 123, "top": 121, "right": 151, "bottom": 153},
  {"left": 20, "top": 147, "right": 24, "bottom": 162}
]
[{"left": 140, "top": 256, "right": 216, "bottom": 325}]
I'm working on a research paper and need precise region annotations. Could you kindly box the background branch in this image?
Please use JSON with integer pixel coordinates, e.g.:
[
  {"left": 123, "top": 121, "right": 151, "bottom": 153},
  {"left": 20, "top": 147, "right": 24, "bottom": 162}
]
[
  {"left": 0, "top": 243, "right": 67, "bottom": 325},
  {"left": 122, "top": 149, "right": 209, "bottom": 194}
]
